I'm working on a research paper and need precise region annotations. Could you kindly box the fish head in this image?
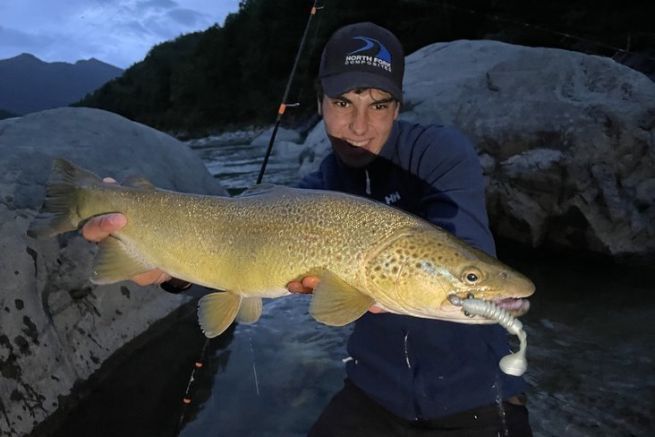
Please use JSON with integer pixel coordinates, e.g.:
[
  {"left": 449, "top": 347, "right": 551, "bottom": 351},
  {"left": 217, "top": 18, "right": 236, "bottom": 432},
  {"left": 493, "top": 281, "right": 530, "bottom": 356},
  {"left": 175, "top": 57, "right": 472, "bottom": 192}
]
[{"left": 363, "top": 227, "right": 535, "bottom": 323}]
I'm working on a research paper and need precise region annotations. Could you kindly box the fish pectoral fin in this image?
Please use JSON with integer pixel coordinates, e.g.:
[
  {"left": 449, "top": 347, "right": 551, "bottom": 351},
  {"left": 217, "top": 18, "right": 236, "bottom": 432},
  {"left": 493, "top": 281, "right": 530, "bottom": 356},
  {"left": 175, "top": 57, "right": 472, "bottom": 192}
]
[
  {"left": 91, "top": 236, "right": 154, "bottom": 284},
  {"left": 236, "top": 297, "right": 263, "bottom": 324},
  {"left": 197, "top": 291, "right": 242, "bottom": 338},
  {"left": 310, "top": 272, "right": 374, "bottom": 326}
]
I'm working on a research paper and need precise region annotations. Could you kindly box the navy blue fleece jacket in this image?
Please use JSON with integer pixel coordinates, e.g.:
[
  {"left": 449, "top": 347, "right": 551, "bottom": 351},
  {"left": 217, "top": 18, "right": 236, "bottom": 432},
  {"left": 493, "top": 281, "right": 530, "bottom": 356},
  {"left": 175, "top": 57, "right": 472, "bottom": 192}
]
[{"left": 298, "top": 119, "right": 527, "bottom": 420}]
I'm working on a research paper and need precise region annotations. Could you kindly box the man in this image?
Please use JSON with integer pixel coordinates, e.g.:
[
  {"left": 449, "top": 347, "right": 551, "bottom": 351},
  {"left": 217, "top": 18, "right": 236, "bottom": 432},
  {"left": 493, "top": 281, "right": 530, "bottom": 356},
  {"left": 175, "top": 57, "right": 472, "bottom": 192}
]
[{"left": 83, "top": 22, "right": 532, "bottom": 436}]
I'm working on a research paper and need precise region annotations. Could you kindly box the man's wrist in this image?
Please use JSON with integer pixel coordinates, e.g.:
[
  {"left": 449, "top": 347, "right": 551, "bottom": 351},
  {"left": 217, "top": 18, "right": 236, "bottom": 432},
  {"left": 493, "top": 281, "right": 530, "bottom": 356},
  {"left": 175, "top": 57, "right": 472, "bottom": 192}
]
[{"left": 160, "top": 278, "right": 193, "bottom": 294}]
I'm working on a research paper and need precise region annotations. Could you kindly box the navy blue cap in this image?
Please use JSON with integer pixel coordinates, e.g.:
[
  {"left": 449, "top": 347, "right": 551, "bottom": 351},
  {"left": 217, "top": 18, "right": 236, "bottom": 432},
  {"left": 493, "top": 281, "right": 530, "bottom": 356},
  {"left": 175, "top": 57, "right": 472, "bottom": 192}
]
[{"left": 319, "top": 22, "right": 404, "bottom": 101}]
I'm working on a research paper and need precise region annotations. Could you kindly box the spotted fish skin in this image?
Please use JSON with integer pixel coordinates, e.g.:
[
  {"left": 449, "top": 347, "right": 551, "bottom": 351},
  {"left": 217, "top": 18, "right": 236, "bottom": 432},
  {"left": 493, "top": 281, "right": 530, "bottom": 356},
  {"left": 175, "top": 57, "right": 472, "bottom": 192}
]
[{"left": 28, "top": 159, "right": 535, "bottom": 337}]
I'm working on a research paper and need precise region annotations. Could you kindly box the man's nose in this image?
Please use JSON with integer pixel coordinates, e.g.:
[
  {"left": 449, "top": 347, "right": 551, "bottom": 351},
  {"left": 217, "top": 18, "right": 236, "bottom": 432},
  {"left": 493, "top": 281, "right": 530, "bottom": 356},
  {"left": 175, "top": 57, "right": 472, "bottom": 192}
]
[{"left": 349, "top": 108, "right": 368, "bottom": 136}]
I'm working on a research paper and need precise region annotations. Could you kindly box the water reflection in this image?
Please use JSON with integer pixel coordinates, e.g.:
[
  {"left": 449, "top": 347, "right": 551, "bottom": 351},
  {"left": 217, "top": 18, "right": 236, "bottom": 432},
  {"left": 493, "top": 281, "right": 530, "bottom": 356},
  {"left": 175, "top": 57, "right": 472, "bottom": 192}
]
[{"left": 179, "top": 296, "right": 352, "bottom": 436}]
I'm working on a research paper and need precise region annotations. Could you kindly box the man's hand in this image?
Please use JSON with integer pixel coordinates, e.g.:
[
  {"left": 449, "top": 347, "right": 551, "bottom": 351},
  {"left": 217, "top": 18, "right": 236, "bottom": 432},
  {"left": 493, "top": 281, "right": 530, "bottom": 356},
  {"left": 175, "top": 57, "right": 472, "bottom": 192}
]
[
  {"left": 286, "top": 275, "right": 385, "bottom": 313},
  {"left": 80, "top": 178, "right": 172, "bottom": 287}
]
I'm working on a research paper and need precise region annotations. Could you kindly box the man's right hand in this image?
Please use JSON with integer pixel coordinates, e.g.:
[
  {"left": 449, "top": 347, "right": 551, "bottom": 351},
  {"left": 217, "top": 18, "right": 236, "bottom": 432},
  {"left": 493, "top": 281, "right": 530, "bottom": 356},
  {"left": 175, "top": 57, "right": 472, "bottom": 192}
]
[{"left": 81, "top": 177, "right": 172, "bottom": 287}]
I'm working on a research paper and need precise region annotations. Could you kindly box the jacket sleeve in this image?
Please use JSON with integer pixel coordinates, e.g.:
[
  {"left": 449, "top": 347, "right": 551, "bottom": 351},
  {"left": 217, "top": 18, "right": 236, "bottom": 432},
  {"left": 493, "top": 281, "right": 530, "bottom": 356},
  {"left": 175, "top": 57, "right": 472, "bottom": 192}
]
[
  {"left": 296, "top": 169, "right": 325, "bottom": 189},
  {"left": 413, "top": 127, "right": 496, "bottom": 257}
]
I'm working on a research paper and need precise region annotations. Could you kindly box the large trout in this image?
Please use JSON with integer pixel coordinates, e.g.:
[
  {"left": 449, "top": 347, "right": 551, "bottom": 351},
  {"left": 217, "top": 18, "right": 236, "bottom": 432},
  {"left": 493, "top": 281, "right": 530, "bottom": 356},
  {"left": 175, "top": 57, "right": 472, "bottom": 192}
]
[{"left": 28, "top": 159, "right": 535, "bottom": 339}]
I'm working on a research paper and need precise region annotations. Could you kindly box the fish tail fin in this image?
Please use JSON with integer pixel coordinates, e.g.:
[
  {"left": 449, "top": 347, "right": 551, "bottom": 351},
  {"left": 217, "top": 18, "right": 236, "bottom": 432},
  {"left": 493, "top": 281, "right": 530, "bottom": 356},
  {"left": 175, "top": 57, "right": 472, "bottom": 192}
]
[{"left": 27, "top": 158, "right": 102, "bottom": 238}]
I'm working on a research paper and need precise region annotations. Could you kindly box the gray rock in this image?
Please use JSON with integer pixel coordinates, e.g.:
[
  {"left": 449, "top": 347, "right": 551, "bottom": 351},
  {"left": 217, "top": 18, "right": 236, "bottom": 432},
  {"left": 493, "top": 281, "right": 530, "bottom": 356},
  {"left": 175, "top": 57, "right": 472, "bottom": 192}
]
[
  {"left": 0, "top": 107, "right": 225, "bottom": 436},
  {"left": 301, "top": 40, "right": 655, "bottom": 258},
  {"left": 401, "top": 40, "right": 655, "bottom": 258}
]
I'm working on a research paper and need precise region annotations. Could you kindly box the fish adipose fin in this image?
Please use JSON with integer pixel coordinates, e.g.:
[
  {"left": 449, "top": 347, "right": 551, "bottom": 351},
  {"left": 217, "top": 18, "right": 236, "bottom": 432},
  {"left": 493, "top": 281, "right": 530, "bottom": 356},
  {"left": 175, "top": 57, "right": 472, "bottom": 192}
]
[
  {"left": 27, "top": 158, "right": 102, "bottom": 238},
  {"left": 198, "top": 291, "right": 242, "bottom": 338},
  {"left": 91, "top": 236, "right": 155, "bottom": 284},
  {"left": 237, "top": 297, "right": 263, "bottom": 323},
  {"left": 310, "top": 271, "right": 374, "bottom": 326}
]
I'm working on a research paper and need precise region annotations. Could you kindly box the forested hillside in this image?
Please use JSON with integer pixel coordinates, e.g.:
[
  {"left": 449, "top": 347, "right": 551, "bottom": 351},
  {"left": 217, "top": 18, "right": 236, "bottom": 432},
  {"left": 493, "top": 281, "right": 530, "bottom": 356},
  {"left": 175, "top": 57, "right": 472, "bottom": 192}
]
[{"left": 75, "top": 0, "right": 654, "bottom": 135}]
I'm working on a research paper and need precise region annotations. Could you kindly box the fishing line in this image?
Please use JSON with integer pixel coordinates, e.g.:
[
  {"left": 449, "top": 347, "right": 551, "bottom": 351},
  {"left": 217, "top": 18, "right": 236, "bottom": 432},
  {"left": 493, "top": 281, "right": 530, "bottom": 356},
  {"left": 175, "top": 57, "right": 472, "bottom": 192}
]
[{"left": 175, "top": 2, "right": 322, "bottom": 433}]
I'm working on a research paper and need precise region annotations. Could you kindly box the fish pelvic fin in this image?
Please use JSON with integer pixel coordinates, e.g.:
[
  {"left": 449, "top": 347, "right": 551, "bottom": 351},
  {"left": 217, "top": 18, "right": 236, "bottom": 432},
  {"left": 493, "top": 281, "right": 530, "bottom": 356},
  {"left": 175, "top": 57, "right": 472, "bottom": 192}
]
[
  {"left": 237, "top": 297, "right": 263, "bottom": 324},
  {"left": 310, "top": 271, "right": 374, "bottom": 326},
  {"left": 198, "top": 291, "right": 242, "bottom": 338},
  {"left": 27, "top": 158, "right": 102, "bottom": 238},
  {"left": 90, "top": 236, "right": 155, "bottom": 284}
]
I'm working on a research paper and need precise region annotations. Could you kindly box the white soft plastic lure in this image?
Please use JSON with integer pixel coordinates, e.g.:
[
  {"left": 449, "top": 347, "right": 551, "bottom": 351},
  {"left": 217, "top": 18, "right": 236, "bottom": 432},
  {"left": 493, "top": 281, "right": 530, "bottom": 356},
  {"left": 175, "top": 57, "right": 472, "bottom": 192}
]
[{"left": 448, "top": 295, "right": 528, "bottom": 376}]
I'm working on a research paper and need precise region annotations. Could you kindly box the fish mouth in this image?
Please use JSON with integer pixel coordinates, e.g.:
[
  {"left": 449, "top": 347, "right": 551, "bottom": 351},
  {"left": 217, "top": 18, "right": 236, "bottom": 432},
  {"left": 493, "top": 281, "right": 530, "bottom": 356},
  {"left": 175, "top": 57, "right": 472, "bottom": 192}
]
[
  {"left": 441, "top": 293, "right": 531, "bottom": 320},
  {"left": 492, "top": 297, "right": 531, "bottom": 317}
]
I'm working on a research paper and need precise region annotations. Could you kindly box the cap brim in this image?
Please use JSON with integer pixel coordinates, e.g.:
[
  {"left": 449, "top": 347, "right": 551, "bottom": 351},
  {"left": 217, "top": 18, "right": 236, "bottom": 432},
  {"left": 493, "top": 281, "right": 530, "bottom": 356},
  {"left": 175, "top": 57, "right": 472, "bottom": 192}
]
[{"left": 321, "top": 72, "right": 402, "bottom": 102}]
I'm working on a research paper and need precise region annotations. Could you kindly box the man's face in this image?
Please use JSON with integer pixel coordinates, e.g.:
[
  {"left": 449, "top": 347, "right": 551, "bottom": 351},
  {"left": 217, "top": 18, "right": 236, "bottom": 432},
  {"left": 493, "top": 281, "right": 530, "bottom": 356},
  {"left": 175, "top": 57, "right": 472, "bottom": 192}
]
[{"left": 322, "top": 88, "right": 399, "bottom": 168}]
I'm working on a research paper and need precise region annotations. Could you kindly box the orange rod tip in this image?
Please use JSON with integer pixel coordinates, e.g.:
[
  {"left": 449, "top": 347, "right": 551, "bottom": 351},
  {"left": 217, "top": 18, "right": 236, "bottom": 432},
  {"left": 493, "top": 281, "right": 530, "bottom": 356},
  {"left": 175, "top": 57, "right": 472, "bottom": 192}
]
[
  {"left": 182, "top": 398, "right": 192, "bottom": 404},
  {"left": 195, "top": 362, "right": 204, "bottom": 368},
  {"left": 311, "top": 6, "right": 317, "bottom": 15}
]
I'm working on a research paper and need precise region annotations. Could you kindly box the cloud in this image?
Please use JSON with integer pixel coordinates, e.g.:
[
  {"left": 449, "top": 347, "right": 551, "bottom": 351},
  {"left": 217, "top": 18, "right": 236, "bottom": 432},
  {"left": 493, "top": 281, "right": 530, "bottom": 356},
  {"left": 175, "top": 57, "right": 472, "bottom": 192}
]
[
  {"left": 167, "top": 8, "right": 207, "bottom": 27},
  {"left": 0, "top": 26, "right": 53, "bottom": 55},
  {"left": 136, "top": 0, "right": 178, "bottom": 11},
  {"left": 0, "top": 0, "right": 239, "bottom": 67}
]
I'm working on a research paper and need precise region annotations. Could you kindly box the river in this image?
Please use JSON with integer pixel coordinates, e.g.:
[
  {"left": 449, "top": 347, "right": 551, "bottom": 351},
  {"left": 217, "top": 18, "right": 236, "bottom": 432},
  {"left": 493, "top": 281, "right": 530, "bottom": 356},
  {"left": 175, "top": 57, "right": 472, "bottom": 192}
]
[{"left": 48, "top": 139, "right": 654, "bottom": 437}]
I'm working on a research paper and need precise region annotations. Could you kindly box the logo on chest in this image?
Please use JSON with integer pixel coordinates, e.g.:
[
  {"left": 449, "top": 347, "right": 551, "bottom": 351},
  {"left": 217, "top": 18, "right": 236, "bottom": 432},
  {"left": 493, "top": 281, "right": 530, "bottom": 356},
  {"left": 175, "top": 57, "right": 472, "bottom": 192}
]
[{"left": 384, "top": 191, "right": 401, "bottom": 205}]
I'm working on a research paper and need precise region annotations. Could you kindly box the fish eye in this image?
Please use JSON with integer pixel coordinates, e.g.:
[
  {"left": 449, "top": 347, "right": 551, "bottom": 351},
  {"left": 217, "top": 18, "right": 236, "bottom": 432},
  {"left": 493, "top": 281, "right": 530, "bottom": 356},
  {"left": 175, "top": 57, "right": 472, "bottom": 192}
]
[{"left": 462, "top": 268, "right": 483, "bottom": 284}]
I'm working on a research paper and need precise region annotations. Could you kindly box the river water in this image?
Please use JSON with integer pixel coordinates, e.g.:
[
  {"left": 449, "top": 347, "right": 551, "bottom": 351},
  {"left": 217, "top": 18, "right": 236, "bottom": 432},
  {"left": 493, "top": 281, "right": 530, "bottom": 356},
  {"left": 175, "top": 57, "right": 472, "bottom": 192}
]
[{"left": 49, "top": 140, "right": 654, "bottom": 437}]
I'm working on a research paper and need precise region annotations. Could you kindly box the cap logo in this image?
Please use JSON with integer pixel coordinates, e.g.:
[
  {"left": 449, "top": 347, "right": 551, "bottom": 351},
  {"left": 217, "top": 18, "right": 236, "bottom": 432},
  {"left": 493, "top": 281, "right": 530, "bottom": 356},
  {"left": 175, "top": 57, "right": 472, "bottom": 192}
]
[{"left": 344, "top": 36, "right": 392, "bottom": 72}]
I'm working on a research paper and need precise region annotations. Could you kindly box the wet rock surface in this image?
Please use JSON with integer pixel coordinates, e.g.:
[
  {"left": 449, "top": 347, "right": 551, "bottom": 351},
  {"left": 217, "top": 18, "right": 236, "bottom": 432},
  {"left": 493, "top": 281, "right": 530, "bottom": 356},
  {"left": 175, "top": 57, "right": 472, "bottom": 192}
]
[{"left": 0, "top": 107, "right": 225, "bottom": 436}]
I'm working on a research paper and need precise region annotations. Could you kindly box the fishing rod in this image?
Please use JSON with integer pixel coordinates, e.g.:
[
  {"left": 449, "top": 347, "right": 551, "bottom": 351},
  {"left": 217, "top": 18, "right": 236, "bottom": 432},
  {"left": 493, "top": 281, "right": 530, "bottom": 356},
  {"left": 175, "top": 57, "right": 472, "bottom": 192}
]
[
  {"left": 175, "top": 1, "right": 322, "bottom": 433},
  {"left": 256, "top": 0, "right": 321, "bottom": 184}
]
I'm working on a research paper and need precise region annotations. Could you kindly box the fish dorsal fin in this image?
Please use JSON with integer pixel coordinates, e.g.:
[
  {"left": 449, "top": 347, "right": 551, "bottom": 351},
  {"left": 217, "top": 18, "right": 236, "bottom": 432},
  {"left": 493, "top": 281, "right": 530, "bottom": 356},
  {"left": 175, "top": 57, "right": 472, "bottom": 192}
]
[
  {"left": 237, "top": 297, "right": 263, "bottom": 323},
  {"left": 310, "top": 271, "right": 374, "bottom": 326},
  {"left": 123, "top": 175, "right": 156, "bottom": 190},
  {"left": 197, "top": 291, "right": 242, "bottom": 338},
  {"left": 90, "top": 236, "right": 154, "bottom": 284},
  {"left": 238, "top": 183, "right": 283, "bottom": 197}
]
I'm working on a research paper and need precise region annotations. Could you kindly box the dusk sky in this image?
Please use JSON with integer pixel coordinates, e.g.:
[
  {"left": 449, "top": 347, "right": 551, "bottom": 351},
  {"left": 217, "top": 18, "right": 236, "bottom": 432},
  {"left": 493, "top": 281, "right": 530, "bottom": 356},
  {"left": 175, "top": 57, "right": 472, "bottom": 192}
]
[{"left": 0, "top": 0, "right": 241, "bottom": 68}]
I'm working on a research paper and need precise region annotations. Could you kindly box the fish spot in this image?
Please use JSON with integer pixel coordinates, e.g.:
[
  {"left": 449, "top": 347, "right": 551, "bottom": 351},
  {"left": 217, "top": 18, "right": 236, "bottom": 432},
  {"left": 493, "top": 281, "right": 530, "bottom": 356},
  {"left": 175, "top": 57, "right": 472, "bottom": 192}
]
[{"left": 14, "top": 299, "right": 24, "bottom": 310}]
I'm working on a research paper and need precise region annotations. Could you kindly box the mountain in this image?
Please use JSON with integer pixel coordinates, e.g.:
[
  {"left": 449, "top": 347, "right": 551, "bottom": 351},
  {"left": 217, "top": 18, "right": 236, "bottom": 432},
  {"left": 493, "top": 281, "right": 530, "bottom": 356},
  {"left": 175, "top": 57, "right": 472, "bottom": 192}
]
[{"left": 0, "top": 53, "right": 123, "bottom": 115}]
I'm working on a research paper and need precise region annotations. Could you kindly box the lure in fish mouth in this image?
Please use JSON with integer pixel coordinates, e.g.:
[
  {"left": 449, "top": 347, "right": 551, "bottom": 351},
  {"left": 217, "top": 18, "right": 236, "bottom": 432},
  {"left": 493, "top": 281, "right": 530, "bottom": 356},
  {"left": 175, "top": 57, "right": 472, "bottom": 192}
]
[
  {"left": 446, "top": 293, "right": 531, "bottom": 376},
  {"left": 447, "top": 293, "right": 531, "bottom": 319}
]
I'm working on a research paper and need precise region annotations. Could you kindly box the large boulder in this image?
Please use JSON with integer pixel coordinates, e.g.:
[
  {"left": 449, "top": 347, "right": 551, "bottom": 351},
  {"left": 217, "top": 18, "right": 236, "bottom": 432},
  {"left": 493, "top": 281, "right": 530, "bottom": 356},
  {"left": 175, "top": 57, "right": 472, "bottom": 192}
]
[
  {"left": 300, "top": 40, "right": 655, "bottom": 259},
  {"left": 0, "top": 107, "right": 225, "bottom": 437}
]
